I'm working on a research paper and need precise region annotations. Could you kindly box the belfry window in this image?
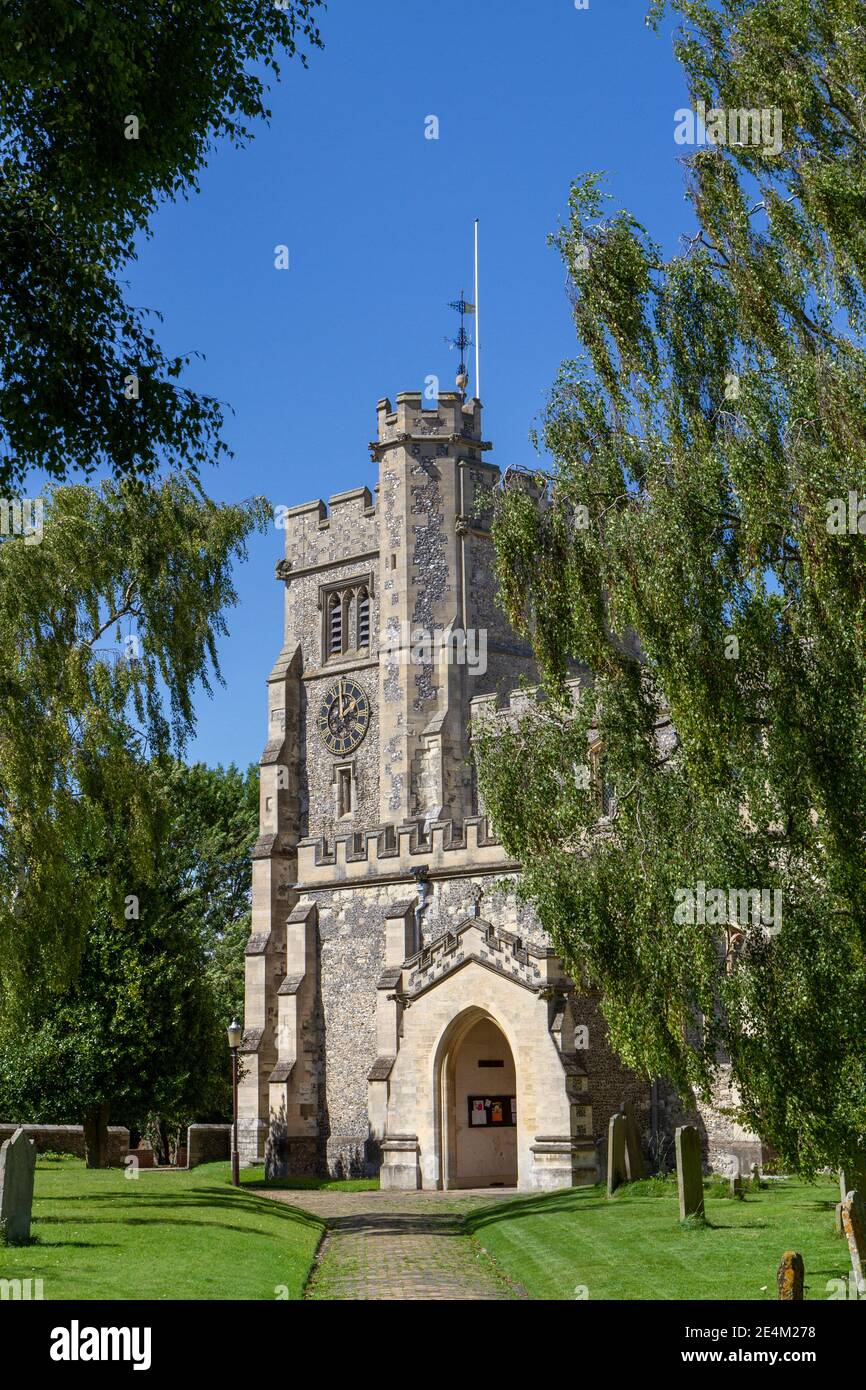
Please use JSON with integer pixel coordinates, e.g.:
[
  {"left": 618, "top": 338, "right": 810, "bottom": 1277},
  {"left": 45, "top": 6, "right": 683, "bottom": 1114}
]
[{"left": 320, "top": 576, "right": 374, "bottom": 661}]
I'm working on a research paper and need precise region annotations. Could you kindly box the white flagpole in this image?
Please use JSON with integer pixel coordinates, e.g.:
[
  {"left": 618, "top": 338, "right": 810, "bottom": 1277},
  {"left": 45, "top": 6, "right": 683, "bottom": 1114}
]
[{"left": 474, "top": 218, "right": 480, "bottom": 401}]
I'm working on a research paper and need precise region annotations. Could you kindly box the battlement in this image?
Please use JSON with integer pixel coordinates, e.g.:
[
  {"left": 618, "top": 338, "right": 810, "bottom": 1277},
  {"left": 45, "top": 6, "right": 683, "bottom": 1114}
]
[
  {"left": 469, "top": 677, "right": 586, "bottom": 725},
  {"left": 278, "top": 484, "right": 379, "bottom": 575},
  {"left": 373, "top": 392, "right": 492, "bottom": 457},
  {"left": 282, "top": 486, "right": 377, "bottom": 527},
  {"left": 296, "top": 816, "right": 518, "bottom": 887}
]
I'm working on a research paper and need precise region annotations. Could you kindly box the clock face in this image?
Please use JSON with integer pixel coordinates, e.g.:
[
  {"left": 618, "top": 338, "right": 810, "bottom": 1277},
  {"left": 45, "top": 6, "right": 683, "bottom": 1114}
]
[{"left": 317, "top": 677, "right": 370, "bottom": 755}]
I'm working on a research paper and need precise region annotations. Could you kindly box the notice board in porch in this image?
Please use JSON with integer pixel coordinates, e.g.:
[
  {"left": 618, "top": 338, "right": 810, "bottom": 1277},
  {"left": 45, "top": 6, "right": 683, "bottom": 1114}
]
[{"left": 468, "top": 1096, "right": 517, "bottom": 1127}]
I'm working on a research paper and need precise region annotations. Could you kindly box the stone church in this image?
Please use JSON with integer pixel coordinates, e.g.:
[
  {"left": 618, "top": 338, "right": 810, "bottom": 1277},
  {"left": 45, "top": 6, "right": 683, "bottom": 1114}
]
[{"left": 238, "top": 390, "right": 761, "bottom": 1190}]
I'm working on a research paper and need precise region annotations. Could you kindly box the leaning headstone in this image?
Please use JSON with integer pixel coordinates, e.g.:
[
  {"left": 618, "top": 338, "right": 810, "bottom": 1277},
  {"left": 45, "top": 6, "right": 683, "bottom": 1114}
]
[
  {"left": 777, "top": 1251, "right": 804, "bottom": 1300},
  {"left": 841, "top": 1189, "right": 866, "bottom": 1297},
  {"left": 606, "top": 1113, "right": 628, "bottom": 1196},
  {"left": 0, "top": 1128, "right": 37, "bottom": 1244},
  {"left": 620, "top": 1101, "right": 645, "bottom": 1181},
  {"left": 675, "top": 1124, "right": 704, "bottom": 1221}
]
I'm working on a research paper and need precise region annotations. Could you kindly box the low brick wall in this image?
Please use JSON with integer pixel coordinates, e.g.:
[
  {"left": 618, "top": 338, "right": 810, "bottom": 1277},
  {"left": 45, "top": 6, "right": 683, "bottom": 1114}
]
[
  {"left": 187, "top": 1124, "right": 231, "bottom": 1168},
  {"left": 0, "top": 1124, "right": 129, "bottom": 1166}
]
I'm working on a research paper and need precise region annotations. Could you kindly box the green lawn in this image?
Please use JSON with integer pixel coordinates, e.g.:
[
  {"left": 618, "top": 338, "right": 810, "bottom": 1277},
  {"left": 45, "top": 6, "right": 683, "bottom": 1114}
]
[
  {"left": 3, "top": 1159, "right": 851, "bottom": 1302},
  {"left": 465, "top": 1176, "right": 849, "bottom": 1300},
  {"left": 0, "top": 1158, "right": 323, "bottom": 1300}
]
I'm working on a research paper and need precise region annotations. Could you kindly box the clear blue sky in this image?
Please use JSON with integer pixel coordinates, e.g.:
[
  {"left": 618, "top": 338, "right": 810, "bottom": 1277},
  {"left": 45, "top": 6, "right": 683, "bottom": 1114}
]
[{"left": 127, "top": 0, "right": 690, "bottom": 770}]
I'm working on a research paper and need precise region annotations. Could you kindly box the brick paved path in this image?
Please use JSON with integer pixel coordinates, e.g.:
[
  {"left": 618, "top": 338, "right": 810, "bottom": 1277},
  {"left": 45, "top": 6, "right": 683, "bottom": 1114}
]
[{"left": 261, "top": 1188, "right": 525, "bottom": 1301}]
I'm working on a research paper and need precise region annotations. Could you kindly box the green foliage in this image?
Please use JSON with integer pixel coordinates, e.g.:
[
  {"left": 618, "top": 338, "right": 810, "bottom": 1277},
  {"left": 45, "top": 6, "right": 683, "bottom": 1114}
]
[
  {"left": 0, "top": 0, "right": 323, "bottom": 489},
  {"left": 0, "top": 852, "right": 222, "bottom": 1129},
  {"left": 476, "top": 0, "right": 866, "bottom": 1175},
  {"left": 0, "top": 478, "right": 267, "bottom": 999},
  {"left": 0, "top": 759, "right": 259, "bottom": 1134},
  {"left": 164, "top": 759, "right": 259, "bottom": 1044}
]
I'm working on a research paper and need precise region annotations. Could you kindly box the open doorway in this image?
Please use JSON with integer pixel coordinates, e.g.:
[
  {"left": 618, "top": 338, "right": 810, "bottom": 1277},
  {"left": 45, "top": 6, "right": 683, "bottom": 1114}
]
[{"left": 439, "top": 1013, "right": 517, "bottom": 1189}]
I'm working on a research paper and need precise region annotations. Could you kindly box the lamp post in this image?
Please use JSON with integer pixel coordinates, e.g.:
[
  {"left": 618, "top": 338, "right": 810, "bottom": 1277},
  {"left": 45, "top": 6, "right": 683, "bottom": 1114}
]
[{"left": 227, "top": 1018, "right": 242, "bottom": 1187}]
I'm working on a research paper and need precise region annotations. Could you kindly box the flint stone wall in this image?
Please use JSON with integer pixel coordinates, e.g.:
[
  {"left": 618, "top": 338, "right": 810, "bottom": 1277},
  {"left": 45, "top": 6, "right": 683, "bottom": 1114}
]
[
  {"left": 312, "top": 875, "right": 540, "bottom": 1175},
  {"left": 307, "top": 872, "right": 665, "bottom": 1178}
]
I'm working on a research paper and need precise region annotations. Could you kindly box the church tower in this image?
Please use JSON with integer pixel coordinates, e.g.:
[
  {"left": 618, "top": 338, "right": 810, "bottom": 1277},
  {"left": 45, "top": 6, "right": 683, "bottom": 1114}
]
[{"left": 238, "top": 391, "right": 758, "bottom": 1188}]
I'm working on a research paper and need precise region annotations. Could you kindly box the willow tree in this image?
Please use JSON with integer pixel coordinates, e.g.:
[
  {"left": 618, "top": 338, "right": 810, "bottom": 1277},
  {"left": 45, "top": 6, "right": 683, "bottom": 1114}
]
[
  {"left": 0, "top": 478, "right": 267, "bottom": 1019},
  {"left": 474, "top": 0, "right": 866, "bottom": 1175}
]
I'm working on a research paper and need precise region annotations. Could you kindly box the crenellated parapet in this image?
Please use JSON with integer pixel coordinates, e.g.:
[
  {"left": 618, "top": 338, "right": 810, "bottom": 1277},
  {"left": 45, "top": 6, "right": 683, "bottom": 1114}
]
[
  {"left": 469, "top": 676, "right": 587, "bottom": 728},
  {"left": 371, "top": 392, "right": 490, "bottom": 460},
  {"left": 276, "top": 486, "right": 379, "bottom": 581},
  {"left": 296, "top": 815, "right": 516, "bottom": 887}
]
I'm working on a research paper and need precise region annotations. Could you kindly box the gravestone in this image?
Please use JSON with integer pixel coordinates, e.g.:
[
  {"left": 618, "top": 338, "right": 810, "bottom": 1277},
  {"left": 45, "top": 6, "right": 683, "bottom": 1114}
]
[
  {"left": 840, "top": 1160, "right": 866, "bottom": 1199},
  {"left": 777, "top": 1251, "right": 804, "bottom": 1300},
  {"left": 841, "top": 1189, "right": 866, "bottom": 1297},
  {"left": 0, "top": 1127, "right": 36, "bottom": 1244},
  {"left": 607, "top": 1113, "right": 628, "bottom": 1196},
  {"left": 675, "top": 1124, "right": 704, "bottom": 1221},
  {"left": 834, "top": 1202, "right": 844, "bottom": 1237},
  {"left": 620, "top": 1101, "right": 645, "bottom": 1180}
]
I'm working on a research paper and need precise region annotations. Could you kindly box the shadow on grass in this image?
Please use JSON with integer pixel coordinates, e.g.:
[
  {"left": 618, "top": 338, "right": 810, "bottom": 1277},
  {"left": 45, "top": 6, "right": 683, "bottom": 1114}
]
[
  {"left": 43, "top": 1186, "right": 296, "bottom": 1210},
  {"left": 23, "top": 1238, "right": 120, "bottom": 1250},
  {"left": 465, "top": 1187, "right": 601, "bottom": 1233},
  {"left": 465, "top": 1184, "right": 778, "bottom": 1238},
  {"left": 35, "top": 1186, "right": 324, "bottom": 1238}
]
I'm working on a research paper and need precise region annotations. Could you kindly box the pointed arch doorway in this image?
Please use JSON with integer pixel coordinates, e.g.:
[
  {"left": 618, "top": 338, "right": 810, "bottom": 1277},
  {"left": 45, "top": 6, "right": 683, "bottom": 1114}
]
[{"left": 437, "top": 1010, "right": 518, "bottom": 1189}]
